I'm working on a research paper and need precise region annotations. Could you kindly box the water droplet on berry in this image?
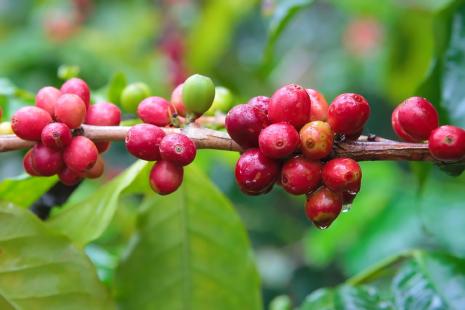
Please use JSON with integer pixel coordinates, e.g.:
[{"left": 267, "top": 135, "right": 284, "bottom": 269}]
[{"left": 342, "top": 204, "right": 352, "bottom": 213}]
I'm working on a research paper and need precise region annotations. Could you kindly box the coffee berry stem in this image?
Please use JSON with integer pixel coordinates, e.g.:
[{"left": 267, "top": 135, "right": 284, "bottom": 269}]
[{"left": 0, "top": 124, "right": 462, "bottom": 164}]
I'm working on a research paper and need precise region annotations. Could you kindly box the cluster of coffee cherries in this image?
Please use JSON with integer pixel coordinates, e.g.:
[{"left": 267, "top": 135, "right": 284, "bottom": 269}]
[
  {"left": 226, "top": 84, "right": 370, "bottom": 229},
  {"left": 11, "top": 78, "right": 121, "bottom": 185},
  {"left": 391, "top": 97, "right": 465, "bottom": 161}
]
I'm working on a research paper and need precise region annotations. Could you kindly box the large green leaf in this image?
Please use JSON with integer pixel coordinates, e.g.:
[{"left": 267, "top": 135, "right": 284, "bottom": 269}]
[
  {"left": 47, "top": 160, "right": 149, "bottom": 247},
  {"left": 0, "top": 204, "right": 113, "bottom": 309},
  {"left": 115, "top": 164, "right": 261, "bottom": 310},
  {"left": 0, "top": 174, "right": 56, "bottom": 208}
]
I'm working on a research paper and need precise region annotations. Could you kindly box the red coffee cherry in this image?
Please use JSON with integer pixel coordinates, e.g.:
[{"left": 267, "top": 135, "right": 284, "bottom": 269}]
[
  {"left": 322, "top": 158, "right": 362, "bottom": 193},
  {"left": 125, "top": 124, "right": 165, "bottom": 161},
  {"left": 235, "top": 148, "right": 279, "bottom": 195},
  {"left": 259, "top": 122, "right": 300, "bottom": 159},
  {"left": 41, "top": 122, "right": 72, "bottom": 150},
  {"left": 247, "top": 96, "right": 270, "bottom": 122},
  {"left": 85, "top": 102, "right": 121, "bottom": 126},
  {"left": 226, "top": 104, "right": 268, "bottom": 149},
  {"left": 280, "top": 156, "right": 321, "bottom": 195},
  {"left": 137, "top": 96, "right": 174, "bottom": 127},
  {"left": 269, "top": 84, "right": 311, "bottom": 129},
  {"left": 328, "top": 93, "right": 370, "bottom": 135},
  {"left": 306, "top": 89, "right": 329, "bottom": 121},
  {"left": 35, "top": 86, "right": 61, "bottom": 117},
  {"left": 392, "top": 97, "right": 439, "bottom": 142},
  {"left": 11, "top": 106, "right": 52, "bottom": 141},
  {"left": 55, "top": 94, "right": 86, "bottom": 129},
  {"left": 428, "top": 125, "right": 465, "bottom": 162},
  {"left": 149, "top": 160, "right": 184, "bottom": 195},
  {"left": 159, "top": 133, "right": 196, "bottom": 166},
  {"left": 299, "top": 121, "right": 334, "bottom": 160},
  {"left": 305, "top": 187, "right": 343, "bottom": 229},
  {"left": 60, "top": 78, "right": 90, "bottom": 110},
  {"left": 171, "top": 83, "right": 186, "bottom": 117},
  {"left": 95, "top": 141, "right": 111, "bottom": 153},
  {"left": 31, "top": 143, "right": 64, "bottom": 176},
  {"left": 59, "top": 167, "right": 83, "bottom": 186},
  {"left": 343, "top": 191, "right": 357, "bottom": 205},
  {"left": 345, "top": 128, "right": 363, "bottom": 141},
  {"left": 63, "top": 136, "right": 98, "bottom": 173},
  {"left": 85, "top": 155, "right": 105, "bottom": 179},
  {"left": 23, "top": 149, "right": 40, "bottom": 176}
]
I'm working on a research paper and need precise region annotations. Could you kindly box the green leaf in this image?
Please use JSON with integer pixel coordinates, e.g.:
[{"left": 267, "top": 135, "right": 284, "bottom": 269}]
[
  {"left": 269, "top": 295, "right": 292, "bottom": 310},
  {"left": 47, "top": 160, "right": 149, "bottom": 247},
  {"left": 0, "top": 204, "right": 113, "bottom": 309},
  {"left": 392, "top": 252, "right": 465, "bottom": 309},
  {"left": 57, "top": 65, "right": 80, "bottom": 80},
  {"left": 107, "top": 72, "right": 127, "bottom": 105},
  {"left": 115, "top": 164, "right": 261, "bottom": 310},
  {"left": 0, "top": 174, "right": 56, "bottom": 208}
]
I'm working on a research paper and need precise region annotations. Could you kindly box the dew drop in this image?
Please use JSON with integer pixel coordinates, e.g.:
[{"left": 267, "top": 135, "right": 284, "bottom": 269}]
[
  {"left": 342, "top": 204, "right": 352, "bottom": 213},
  {"left": 317, "top": 225, "right": 328, "bottom": 230}
]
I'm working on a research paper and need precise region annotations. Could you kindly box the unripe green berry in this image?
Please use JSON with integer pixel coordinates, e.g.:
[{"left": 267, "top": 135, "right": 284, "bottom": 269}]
[
  {"left": 120, "top": 82, "right": 151, "bottom": 113},
  {"left": 182, "top": 74, "right": 215, "bottom": 118},
  {"left": 205, "top": 86, "right": 234, "bottom": 116}
]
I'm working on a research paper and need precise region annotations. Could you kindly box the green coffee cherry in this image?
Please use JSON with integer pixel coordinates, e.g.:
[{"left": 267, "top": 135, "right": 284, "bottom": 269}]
[
  {"left": 120, "top": 82, "right": 151, "bottom": 113},
  {"left": 0, "top": 122, "right": 13, "bottom": 135},
  {"left": 205, "top": 86, "right": 234, "bottom": 116},
  {"left": 182, "top": 74, "right": 215, "bottom": 117}
]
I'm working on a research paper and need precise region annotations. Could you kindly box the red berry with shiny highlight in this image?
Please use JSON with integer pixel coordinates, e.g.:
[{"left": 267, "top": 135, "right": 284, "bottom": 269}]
[
  {"left": 299, "top": 121, "right": 334, "bottom": 159},
  {"left": 160, "top": 133, "right": 196, "bottom": 166},
  {"left": 235, "top": 148, "right": 279, "bottom": 195},
  {"left": 393, "top": 96, "right": 439, "bottom": 142},
  {"left": 171, "top": 83, "right": 186, "bottom": 117},
  {"left": 281, "top": 156, "right": 321, "bottom": 195},
  {"left": 428, "top": 125, "right": 465, "bottom": 162},
  {"left": 61, "top": 78, "right": 90, "bottom": 110},
  {"left": 55, "top": 94, "right": 86, "bottom": 129},
  {"left": 35, "top": 86, "right": 61, "bottom": 117},
  {"left": 59, "top": 167, "right": 83, "bottom": 186},
  {"left": 125, "top": 124, "right": 165, "bottom": 161},
  {"left": 149, "top": 160, "right": 184, "bottom": 195},
  {"left": 305, "top": 187, "right": 343, "bottom": 229},
  {"left": 137, "top": 96, "right": 174, "bottom": 127},
  {"left": 95, "top": 141, "right": 111, "bottom": 153},
  {"left": 269, "top": 84, "right": 311, "bottom": 129},
  {"left": 307, "top": 89, "right": 329, "bottom": 121},
  {"left": 31, "top": 143, "right": 64, "bottom": 176},
  {"left": 23, "top": 149, "right": 40, "bottom": 176},
  {"left": 259, "top": 122, "right": 300, "bottom": 159},
  {"left": 85, "top": 155, "right": 105, "bottom": 179},
  {"left": 248, "top": 96, "right": 270, "bottom": 122},
  {"left": 343, "top": 191, "right": 357, "bottom": 205},
  {"left": 41, "top": 122, "right": 72, "bottom": 150},
  {"left": 11, "top": 106, "right": 52, "bottom": 141},
  {"left": 226, "top": 104, "right": 268, "bottom": 148},
  {"left": 85, "top": 102, "right": 121, "bottom": 126},
  {"left": 328, "top": 93, "right": 370, "bottom": 135},
  {"left": 322, "top": 158, "right": 362, "bottom": 193},
  {"left": 63, "top": 136, "right": 98, "bottom": 173}
]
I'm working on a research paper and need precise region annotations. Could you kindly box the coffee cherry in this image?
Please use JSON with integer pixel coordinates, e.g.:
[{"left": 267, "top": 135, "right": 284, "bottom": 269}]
[
  {"left": 121, "top": 82, "right": 151, "bottom": 113},
  {"left": 31, "top": 143, "right": 64, "bottom": 176},
  {"left": 247, "top": 96, "right": 270, "bottom": 122},
  {"left": 41, "top": 122, "right": 72, "bottom": 150},
  {"left": 85, "top": 155, "right": 104, "bottom": 179},
  {"left": 59, "top": 167, "right": 83, "bottom": 186},
  {"left": 328, "top": 93, "right": 370, "bottom": 135},
  {"left": 305, "top": 187, "right": 343, "bottom": 229},
  {"left": 182, "top": 74, "right": 215, "bottom": 117},
  {"left": 23, "top": 149, "right": 40, "bottom": 176},
  {"left": 149, "top": 160, "right": 184, "bottom": 195},
  {"left": 205, "top": 86, "right": 234, "bottom": 116},
  {"left": 306, "top": 89, "right": 329, "bottom": 121},
  {"left": 342, "top": 191, "right": 357, "bottom": 205},
  {"left": 345, "top": 129, "right": 363, "bottom": 141},
  {"left": 11, "top": 106, "right": 52, "bottom": 141},
  {"left": 171, "top": 83, "right": 186, "bottom": 117},
  {"left": 159, "top": 133, "right": 196, "bottom": 166},
  {"left": 95, "top": 141, "right": 111, "bottom": 153},
  {"left": 55, "top": 94, "right": 86, "bottom": 129},
  {"left": 125, "top": 124, "right": 165, "bottom": 161},
  {"left": 428, "top": 125, "right": 465, "bottom": 162},
  {"left": 299, "top": 121, "right": 334, "bottom": 160},
  {"left": 269, "top": 84, "right": 311, "bottom": 129},
  {"left": 259, "top": 122, "right": 300, "bottom": 159},
  {"left": 281, "top": 156, "right": 321, "bottom": 195},
  {"left": 61, "top": 78, "right": 90, "bottom": 110},
  {"left": 226, "top": 104, "right": 268, "bottom": 149},
  {"left": 63, "top": 136, "right": 98, "bottom": 173},
  {"left": 392, "top": 97, "right": 439, "bottom": 142},
  {"left": 137, "top": 97, "right": 174, "bottom": 127},
  {"left": 235, "top": 148, "right": 279, "bottom": 195},
  {"left": 322, "top": 158, "right": 361, "bottom": 193},
  {"left": 35, "top": 86, "right": 61, "bottom": 116},
  {"left": 85, "top": 102, "right": 121, "bottom": 126}
]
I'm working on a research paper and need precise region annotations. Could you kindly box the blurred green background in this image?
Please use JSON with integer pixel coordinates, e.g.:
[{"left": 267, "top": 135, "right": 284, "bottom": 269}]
[{"left": 1, "top": 0, "right": 465, "bottom": 309}]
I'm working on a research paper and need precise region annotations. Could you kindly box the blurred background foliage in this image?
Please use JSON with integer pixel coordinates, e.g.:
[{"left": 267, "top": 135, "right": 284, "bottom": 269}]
[{"left": 1, "top": 0, "right": 465, "bottom": 309}]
